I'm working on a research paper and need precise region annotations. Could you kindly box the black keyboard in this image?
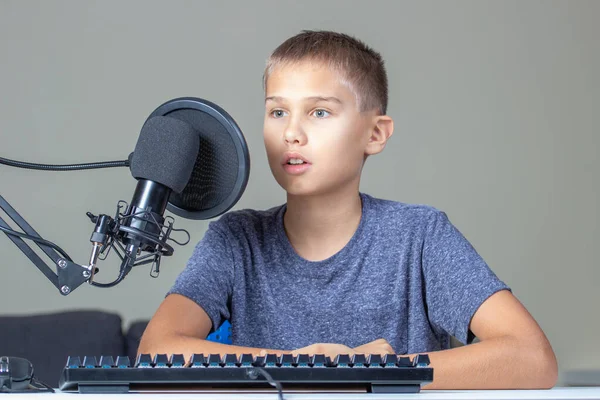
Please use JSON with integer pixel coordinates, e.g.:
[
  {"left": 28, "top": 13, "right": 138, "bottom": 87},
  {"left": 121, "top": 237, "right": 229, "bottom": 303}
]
[{"left": 59, "top": 353, "right": 433, "bottom": 394}]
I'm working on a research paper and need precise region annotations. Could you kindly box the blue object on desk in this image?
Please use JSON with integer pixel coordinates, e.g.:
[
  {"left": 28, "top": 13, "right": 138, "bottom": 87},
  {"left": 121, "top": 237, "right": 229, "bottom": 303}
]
[{"left": 206, "top": 320, "right": 232, "bottom": 344}]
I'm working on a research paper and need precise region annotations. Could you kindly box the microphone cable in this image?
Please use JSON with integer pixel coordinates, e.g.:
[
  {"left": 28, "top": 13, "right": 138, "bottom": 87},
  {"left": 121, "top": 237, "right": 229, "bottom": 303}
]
[
  {"left": 246, "top": 367, "right": 284, "bottom": 400},
  {"left": 0, "top": 156, "right": 129, "bottom": 171},
  {"left": 0, "top": 225, "right": 73, "bottom": 262}
]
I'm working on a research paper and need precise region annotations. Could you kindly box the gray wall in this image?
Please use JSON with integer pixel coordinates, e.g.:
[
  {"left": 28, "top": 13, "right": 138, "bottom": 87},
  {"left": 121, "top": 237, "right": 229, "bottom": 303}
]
[{"left": 0, "top": 0, "right": 598, "bottom": 384}]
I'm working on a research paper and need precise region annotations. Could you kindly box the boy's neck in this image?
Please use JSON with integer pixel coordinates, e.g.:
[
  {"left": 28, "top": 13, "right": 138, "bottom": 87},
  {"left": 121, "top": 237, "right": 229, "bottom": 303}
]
[{"left": 283, "top": 187, "right": 363, "bottom": 262}]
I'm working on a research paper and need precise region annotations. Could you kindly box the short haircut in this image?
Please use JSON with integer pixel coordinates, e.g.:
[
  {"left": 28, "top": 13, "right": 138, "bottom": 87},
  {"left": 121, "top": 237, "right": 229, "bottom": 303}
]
[{"left": 264, "top": 30, "right": 388, "bottom": 115}]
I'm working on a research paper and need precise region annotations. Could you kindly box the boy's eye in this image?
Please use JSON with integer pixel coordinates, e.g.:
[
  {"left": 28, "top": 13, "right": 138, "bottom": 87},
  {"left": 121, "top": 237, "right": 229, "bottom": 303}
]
[
  {"left": 271, "top": 110, "right": 287, "bottom": 118},
  {"left": 313, "top": 109, "right": 330, "bottom": 118}
]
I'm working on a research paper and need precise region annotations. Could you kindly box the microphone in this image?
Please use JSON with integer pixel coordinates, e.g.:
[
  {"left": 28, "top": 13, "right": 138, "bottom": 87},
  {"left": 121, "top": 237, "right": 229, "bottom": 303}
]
[
  {"left": 125, "top": 116, "right": 199, "bottom": 253},
  {"left": 87, "top": 116, "right": 199, "bottom": 284}
]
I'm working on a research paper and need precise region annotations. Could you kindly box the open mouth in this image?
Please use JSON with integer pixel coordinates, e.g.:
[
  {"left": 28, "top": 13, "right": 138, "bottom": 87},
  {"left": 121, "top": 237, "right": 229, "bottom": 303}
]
[
  {"left": 286, "top": 158, "right": 307, "bottom": 165},
  {"left": 282, "top": 154, "right": 311, "bottom": 175}
]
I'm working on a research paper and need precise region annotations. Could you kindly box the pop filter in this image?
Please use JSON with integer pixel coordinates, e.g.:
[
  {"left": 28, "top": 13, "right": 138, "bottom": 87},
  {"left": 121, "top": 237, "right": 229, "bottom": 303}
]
[{"left": 142, "top": 97, "right": 250, "bottom": 220}]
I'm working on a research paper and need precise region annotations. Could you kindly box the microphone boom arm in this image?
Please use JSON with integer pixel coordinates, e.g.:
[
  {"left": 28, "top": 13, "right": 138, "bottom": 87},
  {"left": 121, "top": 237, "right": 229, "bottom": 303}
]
[
  {"left": 0, "top": 192, "right": 189, "bottom": 296},
  {"left": 0, "top": 194, "right": 91, "bottom": 295}
]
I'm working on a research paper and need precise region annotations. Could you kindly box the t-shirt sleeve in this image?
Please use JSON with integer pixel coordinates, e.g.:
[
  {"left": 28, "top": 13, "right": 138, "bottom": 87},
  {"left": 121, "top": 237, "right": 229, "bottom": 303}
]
[
  {"left": 422, "top": 210, "right": 510, "bottom": 345},
  {"left": 166, "top": 221, "right": 234, "bottom": 333}
]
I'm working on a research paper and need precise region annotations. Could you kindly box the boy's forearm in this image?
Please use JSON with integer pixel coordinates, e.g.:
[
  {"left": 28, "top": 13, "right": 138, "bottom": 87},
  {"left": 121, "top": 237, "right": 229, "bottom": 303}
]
[{"left": 413, "top": 335, "right": 558, "bottom": 390}]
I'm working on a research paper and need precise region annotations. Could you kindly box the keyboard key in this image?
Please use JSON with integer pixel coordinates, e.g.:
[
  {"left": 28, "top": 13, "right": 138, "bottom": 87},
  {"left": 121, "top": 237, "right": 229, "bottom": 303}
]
[
  {"left": 189, "top": 354, "right": 206, "bottom": 368},
  {"left": 334, "top": 354, "right": 352, "bottom": 367},
  {"left": 223, "top": 354, "right": 238, "bottom": 367},
  {"left": 397, "top": 356, "right": 412, "bottom": 367},
  {"left": 239, "top": 354, "right": 254, "bottom": 367},
  {"left": 414, "top": 354, "right": 431, "bottom": 367},
  {"left": 83, "top": 356, "right": 98, "bottom": 368},
  {"left": 264, "top": 354, "right": 278, "bottom": 367},
  {"left": 207, "top": 354, "right": 222, "bottom": 367},
  {"left": 311, "top": 354, "right": 327, "bottom": 367},
  {"left": 352, "top": 354, "right": 367, "bottom": 367},
  {"left": 169, "top": 354, "right": 185, "bottom": 368},
  {"left": 296, "top": 354, "right": 311, "bottom": 367},
  {"left": 66, "top": 356, "right": 81, "bottom": 368},
  {"left": 367, "top": 354, "right": 383, "bottom": 367},
  {"left": 153, "top": 354, "right": 169, "bottom": 368},
  {"left": 116, "top": 356, "right": 130, "bottom": 368},
  {"left": 279, "top": 354, "right": 295, "bottom": 367},
  {"left": 252, "top": 355, "right": 266, "bottom": 367},
  {"left": 99, "top": 356, "right": 115, "bottom": 368},
  {"left": 382, "top": 354, "right": 398, "bottom": 367},
  {"left": 136, "top": 354, "right": 153, "bottom": 368}
]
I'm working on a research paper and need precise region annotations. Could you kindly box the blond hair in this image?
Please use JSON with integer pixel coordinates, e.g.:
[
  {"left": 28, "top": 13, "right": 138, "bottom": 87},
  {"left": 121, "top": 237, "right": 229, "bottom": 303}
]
[{"left": 264, "top": 30, "right": 388, "bottom": 115}]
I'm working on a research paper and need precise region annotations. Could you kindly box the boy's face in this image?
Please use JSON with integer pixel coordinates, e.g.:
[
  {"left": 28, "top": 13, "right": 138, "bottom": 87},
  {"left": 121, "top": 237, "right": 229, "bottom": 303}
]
[{"left": 264, "top": 61, "right": 378, "bottom": 196}]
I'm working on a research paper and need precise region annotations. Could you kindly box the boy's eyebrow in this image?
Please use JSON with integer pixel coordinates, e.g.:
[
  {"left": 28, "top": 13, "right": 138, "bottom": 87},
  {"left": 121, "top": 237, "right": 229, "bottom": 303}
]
[{"left": 265, "top": 96, "right": 343, "bottom": 105}]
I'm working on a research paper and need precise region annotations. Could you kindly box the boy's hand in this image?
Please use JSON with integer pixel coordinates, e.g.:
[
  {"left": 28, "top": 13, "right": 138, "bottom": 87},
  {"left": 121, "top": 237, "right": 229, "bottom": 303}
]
[
  {"left": 352, "top": 338, "right": 395, "bottom": 355},
  {"left": 259, "top": 339, "right": 393, "bottom": 359},
  {"left": 287, "top": 343, "right": 355, "bottom": 359}
]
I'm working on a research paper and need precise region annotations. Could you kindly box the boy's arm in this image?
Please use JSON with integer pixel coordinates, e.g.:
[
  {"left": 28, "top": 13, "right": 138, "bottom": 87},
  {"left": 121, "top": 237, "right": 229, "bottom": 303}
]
[
  {"left": 409, "top": 290, "right": 558, "bottom": 390},
  {"left": 139, "top": 294, "right": 357, "bottom": 360},
  {"left": 138, "top": 294, "right": 278, "bottom": 359}
]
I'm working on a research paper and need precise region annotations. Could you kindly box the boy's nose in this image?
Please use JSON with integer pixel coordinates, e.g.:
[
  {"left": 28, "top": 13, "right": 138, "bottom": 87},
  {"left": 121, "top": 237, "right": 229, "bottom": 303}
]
[{"left": 283, "top": 125, "right": 307, "bottom": 145}]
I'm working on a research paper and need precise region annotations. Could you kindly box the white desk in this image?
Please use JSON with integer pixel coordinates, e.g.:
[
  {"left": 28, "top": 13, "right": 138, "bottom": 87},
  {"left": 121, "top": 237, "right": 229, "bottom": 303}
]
[{"left": 5, "top": 387, "right": 600, "bottom": 399}]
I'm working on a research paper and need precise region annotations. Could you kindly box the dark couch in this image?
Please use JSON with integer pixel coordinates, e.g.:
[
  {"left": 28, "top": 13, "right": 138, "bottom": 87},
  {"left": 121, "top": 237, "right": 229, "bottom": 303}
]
[{"left": 0, "top": 310, "right": 149, "bottom": 387}]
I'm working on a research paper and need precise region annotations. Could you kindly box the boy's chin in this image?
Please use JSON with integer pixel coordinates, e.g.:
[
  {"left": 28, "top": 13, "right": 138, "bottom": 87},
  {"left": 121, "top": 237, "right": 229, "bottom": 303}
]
[
  {"left": 277, "top": 182, "right": 319, "bottom": 197},
  {"left": 280, "top": 186, "right": 313, "bottom": 197},
  {"left": 276, "top": 177, "right": 357, "bottom": 198},
  {"left": 279, "top": 184, "right": 338, "bottom": 198}
]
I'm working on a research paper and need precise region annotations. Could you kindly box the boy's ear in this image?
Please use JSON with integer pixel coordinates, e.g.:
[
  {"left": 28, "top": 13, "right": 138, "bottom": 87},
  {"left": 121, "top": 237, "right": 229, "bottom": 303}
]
[{"left": 365, "top": 115, "right": 394, "bottom": 156}]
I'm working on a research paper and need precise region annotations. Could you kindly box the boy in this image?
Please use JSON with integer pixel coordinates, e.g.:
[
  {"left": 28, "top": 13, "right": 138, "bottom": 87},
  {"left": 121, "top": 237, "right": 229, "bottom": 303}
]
[{"left": 139, "top": 30, "right": 557, "bottom": 389}]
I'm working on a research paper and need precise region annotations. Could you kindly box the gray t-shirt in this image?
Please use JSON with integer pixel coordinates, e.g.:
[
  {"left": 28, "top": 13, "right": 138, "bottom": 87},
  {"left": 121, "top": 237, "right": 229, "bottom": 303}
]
[{"left": 168, "top": 193, "right": 509, "bottom": 354}]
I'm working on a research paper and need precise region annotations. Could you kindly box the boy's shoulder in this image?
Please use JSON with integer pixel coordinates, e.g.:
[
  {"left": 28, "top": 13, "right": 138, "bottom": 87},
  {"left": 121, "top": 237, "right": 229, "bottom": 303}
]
[
  {"left": 360, "top": 193, "right": 453, "bottom": 238},
  {"left": 362, "top": 193, "right": 444, "bottom": 222}
]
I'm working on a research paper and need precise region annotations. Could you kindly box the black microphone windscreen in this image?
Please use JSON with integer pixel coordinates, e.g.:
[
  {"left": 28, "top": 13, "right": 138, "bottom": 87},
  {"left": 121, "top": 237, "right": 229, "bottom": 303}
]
[
  {"left": 164, "top": 108, "right": 241, "bottom": 211},
  {"left": 130, "top": 116, "right": 199, "bottom": 193}
]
